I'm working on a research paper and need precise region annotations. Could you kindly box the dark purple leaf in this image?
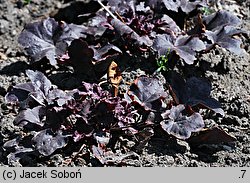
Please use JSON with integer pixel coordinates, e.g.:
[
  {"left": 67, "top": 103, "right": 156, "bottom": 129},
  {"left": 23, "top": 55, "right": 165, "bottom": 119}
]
[
  {"left": 88, "top": 97, "right": 137, "bottom": 134},
  {"left": 26, "top": 69, "right": 52, "bottom": 97},
  {"left": 186, "top": 77, "right": 224, "bottom": 115},
  {"left": 125, "top": 76, "right": 167, "bottom": 110},
  {"left": 153, "top": 34, "right": 205, "bottom": 64},
  {"left": 73, "top": 131, "right": 85, "bottom": 142},
  {"left": 136, "top": 2, "right": 151, "bottom": 13},
  {"left": 74, "top": 117, "right": 94, "bottom": 138},
  {"left": 93, "top": 44, "right": 122, "bottom": 61},
  {"left": 18, "top": 18, "right": 85, "bottom": 65},
  {"left": 79, "top": 81, "right": 109, "bottom": 100},
  {"left": 134, "top": 127, "right": 154, "bottom": 151},
  {"left": 147, "top": 0, "right": 161, "bottom": 8},
  {"left": 114, "top": 100, "right": 137, "bottom": 126},
  {"left": 160, "top": 15, "right": 181, "bottom": 34},
  {"left": 14, "top": 106, "right": 46, "bottom": 127},
  {"left": 148, "top": 0, "right": 207, "bottom": 13},
  {"left": 162, "top": 0, "right": 180, "bottom": 12},
  {"left": 5, "top": 69, "right": 51, "bottom": 106},
  {"left": 47, "top": 88, "right": 73, "bottom": 106},
  {"left": 5, "top": 70, "right": 73, "bottom": 107},
  {"left": 111, "top": 19, "right": 153, "bottom": 46},
  {"left": 187, "top": 126, "right": 237, "bottom": 145},
  {"left": 169, "top": 73, "right": 224, "bottom": 115},
  {"left": 3, "top": 138, "right": 21, "bottom": 148},
  {"left": 92, "top": 44, "right": 122, "bottom": 72},
  {"left": 22, "top": 70, "right": 70, "bottom": 107},
  {"left": 86, "top": 11, "right": 109, "bottom": 36},
  {"left": 160, "top": 104, "right": 204, "bottom": 139},
  {"left": 204, "top": 26, "right": 247, "bottom": 55},
  {"left": 178, "top": 0, "right": 207, "bottom": 13},
  {"left": 57, "top": 22, "right": 86, "bottom": 44},
  {"left": 25, "top": 69, "right": 54, "bottom": 105},
  {"left": 91, "top": 99, "right": 117, "bottom": 128},
  {"left": 69, "top": 84, "right": 139, "bottom": 137},
  {"left": 5, "top": 82, "right": 35, "bottom": 104},
  {"left": 108, "top": 0, "right": 135, "bottom": 15},
  {"left": 67, "top": 96, "right": 92, "bottom": 118},
  {"left": 7, "top": 146, "right": 34, "bottom": 165},
  {"left": 203, "top": 10, "right": 241, "bottom": 31},
  {"left": 68, "top": 38, "right": 94, "bottom": 74},
  {"left": 32, "top": 129, "right": 67, "bottom": 156}
]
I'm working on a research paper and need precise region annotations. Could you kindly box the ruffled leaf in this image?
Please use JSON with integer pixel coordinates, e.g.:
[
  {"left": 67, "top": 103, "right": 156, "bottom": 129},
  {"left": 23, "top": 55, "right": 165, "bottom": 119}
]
[
  {"left": 108, "top": 0, "right": 135, "bottom": 14},
  {"left": 32, "top": 129, "right": 67, "bottom": 156},
  {"left": 14, "top": 106, "right": 46, "bottom": 127},
  {"left": 111, "top": 19, "right": 153, "bottom": 47},
  {"left": 205, "top": 26, "right": 247, "bottom": 55},
  {"left": 160, "top": 105, "right": 204, "bottom": 139},
  {"left": 18, "top": 18, "right": 85, "bottom": 65},
  {"left": 153, "top": 34, "right": 205, "bottom": 64},
  {"left": 5, "top": 82, "right": 36, "bottom": 105},
  {"left": 169, "top": 73, "right": 224, "bottom": 116},
  {"left": 148, "top": 0, "right": 207, "bottom": 13},
  {"left": 5, "top": 70, "right": 73, "bottom": 107},
  {"left": 125, "top": 76, "right": 167, "bottom": 110},
  {"left": 203, "top": 10, "right": 241, "bottom": 31}
]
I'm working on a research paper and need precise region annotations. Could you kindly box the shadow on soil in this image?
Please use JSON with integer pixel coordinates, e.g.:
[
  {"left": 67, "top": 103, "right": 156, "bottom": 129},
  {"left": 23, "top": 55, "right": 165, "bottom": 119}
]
[
  {"left": 146, "top": 137, "right": 232, "bottom": 163},
  {"left": 53, "top": 1, "right": 101, "bottom": 24},
  {"left": 0, "top": 61, "right": 29, "bottom": 76}
]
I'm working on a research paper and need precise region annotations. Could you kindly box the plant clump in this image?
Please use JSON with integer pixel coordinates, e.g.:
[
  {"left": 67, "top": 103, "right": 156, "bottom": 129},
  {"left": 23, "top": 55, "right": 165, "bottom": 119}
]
[{"left": 3, "top": 0, "right": 246, "bottom": 165}]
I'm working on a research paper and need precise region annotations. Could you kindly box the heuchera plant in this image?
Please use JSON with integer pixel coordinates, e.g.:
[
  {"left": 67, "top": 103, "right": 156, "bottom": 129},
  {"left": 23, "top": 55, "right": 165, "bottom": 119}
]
[
  {"left": 4, "top": 0, "right": 246, "bottom": 165},
  {"left": 18, "top": 1, "right": 247, "bottom": 67}
]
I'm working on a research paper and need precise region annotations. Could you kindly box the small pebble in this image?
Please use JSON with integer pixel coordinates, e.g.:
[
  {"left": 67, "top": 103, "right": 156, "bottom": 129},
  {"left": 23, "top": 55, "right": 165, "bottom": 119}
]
[{"left": 0, "top": 52, "right": 7, "bottom": 60}]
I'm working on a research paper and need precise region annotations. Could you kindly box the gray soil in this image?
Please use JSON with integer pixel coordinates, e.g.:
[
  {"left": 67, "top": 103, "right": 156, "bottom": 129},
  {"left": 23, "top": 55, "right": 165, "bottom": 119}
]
[{"left": 0, "top": 0, "right": 249, "bottom": 167}]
